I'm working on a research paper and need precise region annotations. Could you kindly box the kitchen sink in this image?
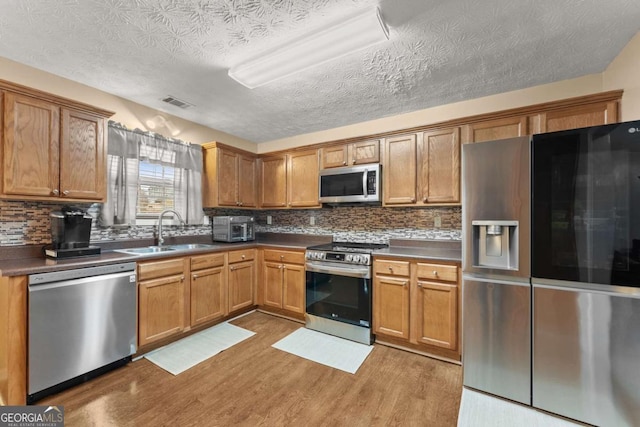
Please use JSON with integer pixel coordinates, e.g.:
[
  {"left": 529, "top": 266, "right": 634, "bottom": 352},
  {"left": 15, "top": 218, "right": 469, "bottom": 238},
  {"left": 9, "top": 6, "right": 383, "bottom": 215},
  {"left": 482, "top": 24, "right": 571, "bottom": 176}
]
[
  {"left": 114, "top": 243, "right": 216, "bottom": 256},
  {"left": 167, "top": 243, "right": 215, "bottom": 250}
]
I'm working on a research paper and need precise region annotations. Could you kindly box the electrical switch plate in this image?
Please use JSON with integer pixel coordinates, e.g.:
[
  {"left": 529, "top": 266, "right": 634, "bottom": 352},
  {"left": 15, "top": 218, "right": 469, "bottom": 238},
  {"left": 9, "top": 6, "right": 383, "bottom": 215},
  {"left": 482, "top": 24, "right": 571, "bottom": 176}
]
[
  {"left": 434, "top": 216, "right": 442, "bottom": 228},
  {"left": 310, "top": 216, "right": 316, "bottom": 226},
  {"left": 267, "top": 215, "right": 272, "bottom": 225}
]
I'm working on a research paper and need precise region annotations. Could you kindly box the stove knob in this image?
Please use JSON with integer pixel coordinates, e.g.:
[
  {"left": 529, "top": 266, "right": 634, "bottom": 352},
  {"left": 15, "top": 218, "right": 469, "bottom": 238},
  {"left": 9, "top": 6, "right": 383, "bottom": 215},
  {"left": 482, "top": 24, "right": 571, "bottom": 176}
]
[
  {"left": 345, "top": 254, "right": 354, "bottom": 262},
  {"left": 352, "top": 254, "right": 361, "bottom": 264}
]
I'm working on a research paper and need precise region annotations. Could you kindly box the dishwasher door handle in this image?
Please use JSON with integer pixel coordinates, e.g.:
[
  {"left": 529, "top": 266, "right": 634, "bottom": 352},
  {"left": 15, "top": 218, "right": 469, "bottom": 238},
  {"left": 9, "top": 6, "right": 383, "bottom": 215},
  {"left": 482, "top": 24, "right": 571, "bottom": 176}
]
[{"left": 29, "top": 270, "right": 136, "bottom": 292}]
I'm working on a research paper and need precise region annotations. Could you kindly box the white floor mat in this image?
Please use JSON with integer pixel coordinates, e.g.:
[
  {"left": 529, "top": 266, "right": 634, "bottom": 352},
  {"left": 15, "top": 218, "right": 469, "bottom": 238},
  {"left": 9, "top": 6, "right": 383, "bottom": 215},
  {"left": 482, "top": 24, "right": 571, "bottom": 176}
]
[
  {"left": 271, "top": 328, "right": 373, "bottom": 374},
  {"left": 457, "top": 387, "right": 583, "bottom": 427},
  {"left": 144, "top": 322, "right": 255, "bottom": 375}
]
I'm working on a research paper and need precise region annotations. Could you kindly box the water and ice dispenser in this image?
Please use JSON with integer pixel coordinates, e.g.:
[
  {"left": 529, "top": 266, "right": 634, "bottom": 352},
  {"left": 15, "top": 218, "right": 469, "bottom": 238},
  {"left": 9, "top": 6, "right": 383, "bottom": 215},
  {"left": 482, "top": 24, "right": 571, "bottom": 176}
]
[{"left": 472, "top": 220, "right": 519, "bottom": 270}]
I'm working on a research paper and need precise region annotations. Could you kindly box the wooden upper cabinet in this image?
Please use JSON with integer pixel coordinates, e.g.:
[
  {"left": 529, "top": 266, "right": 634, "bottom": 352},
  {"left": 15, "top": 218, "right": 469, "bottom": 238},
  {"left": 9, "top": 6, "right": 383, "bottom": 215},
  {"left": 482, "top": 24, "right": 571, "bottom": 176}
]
[
  {"left": 288, "top": 149, "right": 320, "bottom": 208},
  {"left": 321, "top": 139, "right": 379, "bottom": 168},
  {"left": 0, "top": 82, "right": 112, "bottom": 202},
  {"left": 218, "top": 148, "right": 239, "bottom": 206},
  {"left": 202, "top": 144, "right": 257, "bottom": 208},
  {"left": 321, "top": 145, "right": 349, "bottom": 168},
  {"left": 420, "top": 128, "right": 460, "bottom": 204},
  {"left": 535, "top": 101, "right": 619, "bottom": 133},
  {"left": 2, "top": 92, "right": 59, "bottom": 198},
  {"left": 383, "top": 133, "right": 418, "bottom": 205},
  {"left": 59, "top": 108, "right": 106, "bottom": 200},
  {"left": 384, "top": 130, "right": 461, "bottom": 207},
  {"left": 259, "top": 155, "right": 287, "bottom": 208},
  {"left": 238, "top": 155, "right": 257, "bottom": 207},
  {"left": 461, "top": 116, "right": 528, "bottom": 144}
]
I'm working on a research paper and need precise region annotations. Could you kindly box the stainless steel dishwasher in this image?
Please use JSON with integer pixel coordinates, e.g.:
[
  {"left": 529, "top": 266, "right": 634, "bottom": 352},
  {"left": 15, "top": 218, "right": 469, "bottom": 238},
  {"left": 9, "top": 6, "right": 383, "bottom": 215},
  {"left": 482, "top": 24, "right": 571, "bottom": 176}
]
[{"left": 28, "top": 262, "right": 137, "bottom": 403}]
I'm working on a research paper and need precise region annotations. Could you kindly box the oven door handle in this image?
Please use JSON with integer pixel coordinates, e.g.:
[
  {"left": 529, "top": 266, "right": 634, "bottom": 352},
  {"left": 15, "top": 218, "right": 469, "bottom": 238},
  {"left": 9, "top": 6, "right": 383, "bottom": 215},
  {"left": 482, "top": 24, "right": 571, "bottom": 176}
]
[{"left": 306, "top": 261, "right": 371, "bottom": 279}]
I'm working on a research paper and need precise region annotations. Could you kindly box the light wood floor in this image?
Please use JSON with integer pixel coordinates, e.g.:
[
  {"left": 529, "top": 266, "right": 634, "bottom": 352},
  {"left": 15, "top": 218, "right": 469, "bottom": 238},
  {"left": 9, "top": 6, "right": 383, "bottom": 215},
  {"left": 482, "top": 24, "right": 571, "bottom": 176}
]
[{"left": 40, "top": 312, "right": 463, "bottom": 426}]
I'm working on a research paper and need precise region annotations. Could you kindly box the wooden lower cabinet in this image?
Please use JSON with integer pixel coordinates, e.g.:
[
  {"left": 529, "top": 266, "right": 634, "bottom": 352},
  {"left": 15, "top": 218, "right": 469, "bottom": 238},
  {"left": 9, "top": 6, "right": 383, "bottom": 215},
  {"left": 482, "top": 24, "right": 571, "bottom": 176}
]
[
  {"left": 259, "top": 249, "right": 306, "bottom": 317},
  {"left": 373, "top": 257, "right": 461, "bottom": 361},
  {"left": 373, "top": 273, "right": 410, "bottom": 339},
  {"left": 138, "top": 271, "right": 186, "bottom": 347},
  {"left": 190, "top": 253, "right": 227, "bottom": 327},
  {"left": 228, "top": 249, "right": 256, "bottom": 313}
]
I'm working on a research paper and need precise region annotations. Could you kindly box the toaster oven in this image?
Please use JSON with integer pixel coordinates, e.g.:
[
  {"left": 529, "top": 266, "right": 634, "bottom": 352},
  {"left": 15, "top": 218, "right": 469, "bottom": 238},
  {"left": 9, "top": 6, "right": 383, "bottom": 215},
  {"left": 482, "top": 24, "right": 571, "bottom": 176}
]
[{"left": 212, "top": 216, "right": 255, "bottom": 242}]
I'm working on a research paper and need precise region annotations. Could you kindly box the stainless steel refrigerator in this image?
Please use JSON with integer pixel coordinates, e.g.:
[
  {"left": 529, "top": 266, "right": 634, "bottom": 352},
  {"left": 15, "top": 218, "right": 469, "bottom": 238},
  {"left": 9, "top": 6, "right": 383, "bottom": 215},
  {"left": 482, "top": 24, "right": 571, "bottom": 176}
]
[
  {"left": 461, "top": 136, "right": 532, "bottom": 406},
  {"left": 462, "top": 121, "right": 640, "bottom": 427}
]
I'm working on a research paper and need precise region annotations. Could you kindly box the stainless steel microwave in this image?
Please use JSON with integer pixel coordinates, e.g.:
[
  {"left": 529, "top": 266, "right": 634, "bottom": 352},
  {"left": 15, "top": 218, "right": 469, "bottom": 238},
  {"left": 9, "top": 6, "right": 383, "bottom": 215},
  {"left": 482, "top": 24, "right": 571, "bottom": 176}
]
[
  {"left": 212, "top": 216, "right": 255, "bottom": 242},
  {"left": 319, "top": 164, "right": 381, "bottom": 204}
]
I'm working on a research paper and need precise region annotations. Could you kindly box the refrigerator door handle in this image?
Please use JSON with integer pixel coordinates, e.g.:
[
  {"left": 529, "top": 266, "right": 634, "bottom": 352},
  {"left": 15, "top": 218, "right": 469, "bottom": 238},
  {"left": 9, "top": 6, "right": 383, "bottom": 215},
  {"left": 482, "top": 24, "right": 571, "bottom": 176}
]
[{"left": 463, "top": 273, "right": 530, "bottom": 287}]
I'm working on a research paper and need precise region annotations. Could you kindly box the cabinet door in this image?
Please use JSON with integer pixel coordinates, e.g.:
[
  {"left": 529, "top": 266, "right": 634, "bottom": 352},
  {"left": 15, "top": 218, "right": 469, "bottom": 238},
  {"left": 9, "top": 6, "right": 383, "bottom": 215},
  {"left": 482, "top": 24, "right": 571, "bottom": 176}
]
[
  {"left": 218, "top": 148, "right": 239, "bottom": 206},
  {"left": 321, "top": 145, "right": 349, "bottom": 168},
  {"left": 350, "top": 139, "right": 380, "bottom": 165},
  {"left": 260, "top": 156, "right": 287, "bottom": 207},
  {"left": 282, "top": 263, "right": 305, "bottom": 314},
  {"left": 229, "top": 260, "right": 255, "bottom": 312},
  {"left": 373, "top": 275, "right": 410, "bottom": 339},
  {"left": 191, "top": 266, "right": 227, "bottom": 327},
  {"left": 238, "top": 155, "right": 257, "bottom": 207},
  {"left": 536, "top": 101, "right": 619, "bottom": 133},
  {"left": 461, "top": 116, "right": 528, "bottom": 144},
  {"left": 288, "top": 149, "right": 320, "bottom": 208},
  {"left": 383, "top": 134, "right": 418, "bottom": 205},
  {"left": 415, "top": 281, "right": 458, "bottom": 350},
  {"left": 263, "top": 262, "right": 283, "bottom": 308},
  {"left": 2, "top": 92, "right": 59, "bottom": 197},
  {"left": 420, "top": 128, "right": 460, "bottom": 204},
  {"left": 138, "top": 274, "right": 185, "bottom": 346},
  {"left": 60, "top": 108, "right": 106, "bottom": 200}
]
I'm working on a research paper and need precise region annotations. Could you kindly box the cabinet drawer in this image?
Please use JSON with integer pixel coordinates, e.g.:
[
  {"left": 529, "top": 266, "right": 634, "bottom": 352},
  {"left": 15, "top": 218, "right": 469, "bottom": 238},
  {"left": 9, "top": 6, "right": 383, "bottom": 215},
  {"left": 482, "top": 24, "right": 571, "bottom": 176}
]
[
  {"left": 263, "top": 249, "right": 305, "bottom": 265},
  {"left": 191, "top": 252, "right": 226, "bottom": 271},
  {"left": 374, "top": 259, "right": 410, "bottom": 277},
  {"left": 138, "top": 258, "right": 185, "bottom": 281},
  {"left": 416, "top": 263, "right": 458, "bottom": 283},
  {"left": 229, "top": 249, "right": 256, "bottom": 264}
]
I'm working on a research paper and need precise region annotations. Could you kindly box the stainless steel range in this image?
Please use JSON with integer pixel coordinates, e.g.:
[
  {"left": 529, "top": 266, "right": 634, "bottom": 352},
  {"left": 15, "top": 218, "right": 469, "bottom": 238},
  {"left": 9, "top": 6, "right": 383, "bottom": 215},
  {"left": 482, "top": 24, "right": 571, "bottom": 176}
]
[{"left": 305, "top": 241, "right": 388, "bottom": 345}]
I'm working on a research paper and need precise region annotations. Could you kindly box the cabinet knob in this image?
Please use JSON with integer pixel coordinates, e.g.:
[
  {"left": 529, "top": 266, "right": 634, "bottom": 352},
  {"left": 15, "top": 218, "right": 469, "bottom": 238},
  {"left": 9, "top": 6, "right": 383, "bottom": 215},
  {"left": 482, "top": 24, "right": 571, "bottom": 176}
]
[
  {"left": 62, "top": 190, "right": 70, "bottom": 196},
  {"left": 230, "top": 266, "right": 235, "bottom": 271},
  {"left": 236, "top": 201, "right": 240, "bottom": 206},
  {"left": 433, "top": 270, "right": 438, "bottom": 276},
  {"left": 280, "top": 255, "right": 284, "bottom": 260},
  {"left": 403, "top": 281, "right": 408, "bottom": 287},
  {"left": 242, "top": 254, "right": 246, "bottom": 259},
  {"left": 180, "top": 275, "right": 185, "bottom": 281},
  {"left": 239, "top": 202, "right": 243, "bottom": 206},
  {"left": 411, "top": 198, "right": 416, "bottom": 203},
  {"left": 352, "top": 159, "right": 357, "bottom": 164},
  {"left": 417, "top": 282, "right": 422, "bottom": 288},
  {"left": 193, "top": 274, "right": 198, "bottom": 280},
  {"left": 343, "top": 161, "right": 347, "bottom": 166},
  {"left": 52, "top": 189, "right": 59, "bottom": 196}
]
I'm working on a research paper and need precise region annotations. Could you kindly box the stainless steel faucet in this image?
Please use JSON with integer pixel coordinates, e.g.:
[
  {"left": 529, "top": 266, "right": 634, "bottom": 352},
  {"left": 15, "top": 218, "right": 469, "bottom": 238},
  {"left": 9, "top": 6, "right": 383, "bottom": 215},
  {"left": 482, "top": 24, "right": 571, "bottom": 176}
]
[{"left": 156, "top": 209, "right": 185, "bottom": 246}]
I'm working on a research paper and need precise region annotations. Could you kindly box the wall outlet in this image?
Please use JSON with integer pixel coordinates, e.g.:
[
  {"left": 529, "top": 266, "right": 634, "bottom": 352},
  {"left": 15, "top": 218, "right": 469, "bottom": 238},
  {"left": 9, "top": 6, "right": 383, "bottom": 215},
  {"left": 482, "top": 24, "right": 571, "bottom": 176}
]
[
  {"left": 434, "top": 216, "right": 442, "bottom": 228},
  {"left": 310, "top": 216, "right": 316, "bottom": 226},
  {"left": 266, "top": 215, "right": 272, "bottom": 225}
]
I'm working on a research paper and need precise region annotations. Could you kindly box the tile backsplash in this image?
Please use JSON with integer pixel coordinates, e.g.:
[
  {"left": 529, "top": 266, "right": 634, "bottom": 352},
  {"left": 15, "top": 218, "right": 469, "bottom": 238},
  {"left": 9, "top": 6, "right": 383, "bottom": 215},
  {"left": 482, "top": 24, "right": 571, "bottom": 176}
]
[{"left": 0, "top": 200, "right": 461, "bottom": 246}]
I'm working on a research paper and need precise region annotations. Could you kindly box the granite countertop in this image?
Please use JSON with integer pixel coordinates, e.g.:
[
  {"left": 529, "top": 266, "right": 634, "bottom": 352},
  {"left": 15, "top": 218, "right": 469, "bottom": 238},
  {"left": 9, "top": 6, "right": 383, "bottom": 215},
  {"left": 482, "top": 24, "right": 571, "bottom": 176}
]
[
  {"left": 0, "top": 233, "right": 332, "bottom": 277},
  {"left": 376, "top": 238, "right": 462, "bottom": 262}
]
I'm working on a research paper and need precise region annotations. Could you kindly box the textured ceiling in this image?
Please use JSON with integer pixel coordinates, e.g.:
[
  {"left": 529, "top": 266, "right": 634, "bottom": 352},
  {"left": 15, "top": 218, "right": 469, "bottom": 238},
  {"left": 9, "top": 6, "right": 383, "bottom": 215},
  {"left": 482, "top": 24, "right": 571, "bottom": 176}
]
[{"left": 0, "top": 0, "right": 639, "bottom": 143}]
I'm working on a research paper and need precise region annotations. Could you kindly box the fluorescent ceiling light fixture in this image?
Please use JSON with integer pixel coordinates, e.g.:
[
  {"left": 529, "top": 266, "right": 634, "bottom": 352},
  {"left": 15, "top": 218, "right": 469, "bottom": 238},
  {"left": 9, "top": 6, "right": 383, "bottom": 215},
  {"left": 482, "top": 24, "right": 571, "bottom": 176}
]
[{"left": 228, "top": 8, "right": 389, "bottom": 89}]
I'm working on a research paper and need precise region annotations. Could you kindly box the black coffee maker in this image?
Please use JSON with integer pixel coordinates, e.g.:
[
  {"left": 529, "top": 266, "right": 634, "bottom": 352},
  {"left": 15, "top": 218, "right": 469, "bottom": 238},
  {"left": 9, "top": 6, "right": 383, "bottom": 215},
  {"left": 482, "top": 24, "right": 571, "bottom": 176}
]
[{"left": 45, "top": 206, "right": 101, "bottom": 258}]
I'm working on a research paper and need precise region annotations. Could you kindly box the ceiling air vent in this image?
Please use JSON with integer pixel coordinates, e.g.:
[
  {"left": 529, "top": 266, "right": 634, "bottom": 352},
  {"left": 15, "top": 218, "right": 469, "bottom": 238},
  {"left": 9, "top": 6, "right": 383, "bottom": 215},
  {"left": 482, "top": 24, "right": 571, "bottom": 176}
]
[{"left": 161, "top": 95, "right": 194, "bottom": 109}]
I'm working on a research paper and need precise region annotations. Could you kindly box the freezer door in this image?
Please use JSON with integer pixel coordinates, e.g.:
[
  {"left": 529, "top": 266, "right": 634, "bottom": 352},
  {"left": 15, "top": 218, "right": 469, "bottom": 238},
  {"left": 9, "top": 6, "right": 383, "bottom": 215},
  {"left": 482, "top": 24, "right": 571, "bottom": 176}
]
[
  {"left": 462, "top": 275, "right": 531, "bottom": 405},
  {"left": 533, "top": 282, "right": 640, "bottom": 427}
]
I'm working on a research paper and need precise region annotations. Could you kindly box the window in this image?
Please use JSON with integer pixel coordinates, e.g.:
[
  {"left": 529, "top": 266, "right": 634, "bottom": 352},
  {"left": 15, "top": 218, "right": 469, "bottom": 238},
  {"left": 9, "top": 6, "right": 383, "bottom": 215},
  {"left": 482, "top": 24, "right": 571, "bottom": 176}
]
[{"left": 137, "top": 161, "right": 175, "bottom": 217}]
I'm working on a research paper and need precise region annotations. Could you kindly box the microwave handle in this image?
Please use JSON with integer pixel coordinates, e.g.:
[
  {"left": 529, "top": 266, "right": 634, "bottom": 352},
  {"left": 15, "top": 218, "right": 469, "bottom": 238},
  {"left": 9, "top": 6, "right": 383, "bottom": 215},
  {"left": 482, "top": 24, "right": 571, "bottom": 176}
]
[{"left": 362, "top": 170, "right": 368, "bottom": 199}]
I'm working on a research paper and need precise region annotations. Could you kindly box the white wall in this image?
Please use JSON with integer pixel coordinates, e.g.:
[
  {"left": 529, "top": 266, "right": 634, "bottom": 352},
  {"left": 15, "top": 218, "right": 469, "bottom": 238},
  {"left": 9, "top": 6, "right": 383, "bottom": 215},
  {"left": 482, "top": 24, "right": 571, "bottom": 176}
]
[
  {"left": 260, "top": 30, "right": 640, "bottom": 154},
  {"left": 603, "top": 32, "right": 640, "bottom": 121},
  {"left": 0, "top": 56, "right": 257, "bottom": 152}
]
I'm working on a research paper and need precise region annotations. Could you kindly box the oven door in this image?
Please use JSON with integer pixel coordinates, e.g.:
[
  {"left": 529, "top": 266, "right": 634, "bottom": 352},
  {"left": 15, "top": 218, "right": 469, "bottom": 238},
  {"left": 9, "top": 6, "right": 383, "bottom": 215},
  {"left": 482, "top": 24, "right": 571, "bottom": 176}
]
[{"left": 305, "top": 261, "right": 371, "bottom": 327}]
